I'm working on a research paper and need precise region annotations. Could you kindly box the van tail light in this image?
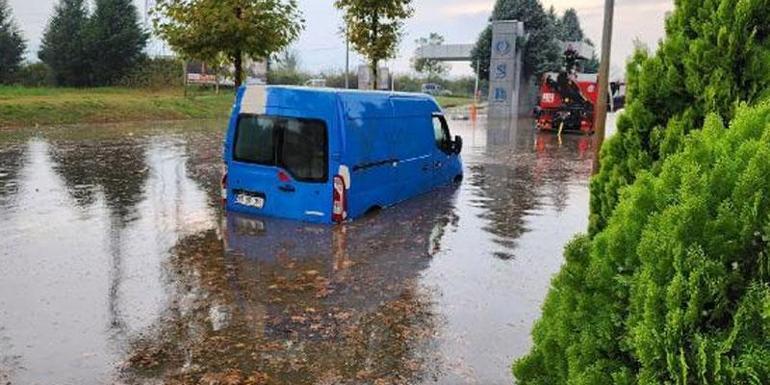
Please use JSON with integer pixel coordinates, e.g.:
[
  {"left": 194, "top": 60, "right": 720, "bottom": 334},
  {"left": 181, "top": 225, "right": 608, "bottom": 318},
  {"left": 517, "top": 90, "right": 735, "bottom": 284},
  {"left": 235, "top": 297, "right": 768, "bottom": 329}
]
[
  {"left": 221, "top": 169, "right": 228, "bottom": 206},
  {"left": 332, "top": 175, "right": 347, "bottom": 223},
  {"left": 278, "top": 170, "right": 291, "bottom": 182}
]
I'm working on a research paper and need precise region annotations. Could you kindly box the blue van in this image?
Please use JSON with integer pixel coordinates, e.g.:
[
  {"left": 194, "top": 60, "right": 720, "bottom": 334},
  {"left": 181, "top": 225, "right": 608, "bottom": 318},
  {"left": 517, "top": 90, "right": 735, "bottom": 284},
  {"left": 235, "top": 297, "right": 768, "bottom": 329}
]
[{"left": 222, "top": 85, "right": 463, "bottom": 224}]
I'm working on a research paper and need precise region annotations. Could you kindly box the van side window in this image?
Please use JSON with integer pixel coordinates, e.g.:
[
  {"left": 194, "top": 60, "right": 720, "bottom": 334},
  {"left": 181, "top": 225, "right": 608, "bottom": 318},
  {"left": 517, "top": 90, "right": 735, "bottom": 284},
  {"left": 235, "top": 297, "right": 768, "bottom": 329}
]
[
  {"left": 280, "top": 119, "right": 327, "bottom": 181},
  {"left": 432, "top": 115, "right": 451, "bottom": 153}
]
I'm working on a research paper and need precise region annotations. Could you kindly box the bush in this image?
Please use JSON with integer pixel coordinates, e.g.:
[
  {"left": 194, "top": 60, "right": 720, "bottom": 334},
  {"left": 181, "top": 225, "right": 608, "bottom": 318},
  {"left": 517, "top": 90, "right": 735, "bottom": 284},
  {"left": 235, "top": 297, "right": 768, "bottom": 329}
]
[
  {"left": 590, "top": 0, "right": 770, "bottom": 234},
  {"left": 394, "top": 74, "right": 421, "bottom": 92},
  {"left": 267, "top": 68, "right": 309, "bottom": 86},
  {"left": 514, "top": 101, "right": 770, "bottom": 384},
  {"left": 394, "top": 74, "right": 477, "bottom": 97},
  {"left": 321, "top": 70, "right": 357, "bottom": 89},
  {"left": 14, "top": 62, "right": 55, "bottom": 87},
  {"left": 117, "top": 57, "right": 183, "bottom": 89}
]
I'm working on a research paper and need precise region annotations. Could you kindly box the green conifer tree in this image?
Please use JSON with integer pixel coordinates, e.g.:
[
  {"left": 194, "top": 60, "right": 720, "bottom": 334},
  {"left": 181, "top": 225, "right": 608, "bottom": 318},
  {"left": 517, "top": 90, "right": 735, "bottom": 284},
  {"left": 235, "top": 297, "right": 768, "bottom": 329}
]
[
  {"left": 0, "top": 0, "right": 25, "bottom": 84},
  {"left": 87, "top": 0, "right": 148, "bottom": 85},
  {"left": 470, "top": 0, "right": 560, "bottom": 81},
  {"left": 39, "top": 0, "right": 90, "bottom": 86},
  {"left": 589, "top": 0, "right": 770, "bottom": 234},
  {"left": 558, "top": 8, "right": 583, "bottom": 41}
]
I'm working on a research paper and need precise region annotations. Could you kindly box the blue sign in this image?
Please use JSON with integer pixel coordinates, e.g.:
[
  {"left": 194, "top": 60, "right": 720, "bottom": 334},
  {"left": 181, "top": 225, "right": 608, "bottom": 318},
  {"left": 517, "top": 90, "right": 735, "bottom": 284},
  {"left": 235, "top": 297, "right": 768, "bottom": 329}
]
[
  {"left": 495, "top": 40, "right": 512, "bottom": 56},
  {"left": 494, "top": 63, "right": 507, "bottom": 80},
  {"left": 493, "top": 87, "right": 507, "bottom": 103}
]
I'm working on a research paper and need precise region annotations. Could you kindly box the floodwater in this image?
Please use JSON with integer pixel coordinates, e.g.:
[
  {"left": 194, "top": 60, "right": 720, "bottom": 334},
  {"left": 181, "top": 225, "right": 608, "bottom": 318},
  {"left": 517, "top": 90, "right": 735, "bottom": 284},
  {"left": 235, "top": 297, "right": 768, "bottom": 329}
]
[{"left": 0, "top": 115, "right": 597, "bottom": 385}]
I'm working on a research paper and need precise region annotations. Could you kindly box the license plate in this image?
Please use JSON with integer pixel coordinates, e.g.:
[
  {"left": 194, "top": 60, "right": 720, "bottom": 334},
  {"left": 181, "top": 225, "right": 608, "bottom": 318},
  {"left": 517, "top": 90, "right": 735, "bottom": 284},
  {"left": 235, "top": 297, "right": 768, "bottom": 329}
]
[{"left": 236, "top": 193, "right": 264, "bottom": 208}]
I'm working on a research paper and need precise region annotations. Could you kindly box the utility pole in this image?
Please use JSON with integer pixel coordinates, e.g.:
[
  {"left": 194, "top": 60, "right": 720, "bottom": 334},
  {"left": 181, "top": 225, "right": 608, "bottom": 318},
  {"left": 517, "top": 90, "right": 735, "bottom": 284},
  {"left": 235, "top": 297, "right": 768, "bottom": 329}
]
[
  {"left": 474, "top": 60, "right": 480, "bottom": 103},
  {"left": 592, "top": 0, "right": 615, "bottom": 175},
  {"left": 345, "top": 24, "right": 350, "bottom": 89}
]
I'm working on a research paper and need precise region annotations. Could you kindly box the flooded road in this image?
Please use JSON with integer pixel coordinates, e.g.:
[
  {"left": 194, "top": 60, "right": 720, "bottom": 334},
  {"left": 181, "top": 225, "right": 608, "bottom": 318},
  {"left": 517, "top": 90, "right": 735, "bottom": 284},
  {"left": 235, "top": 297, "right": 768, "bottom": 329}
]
[{"left": 0, "top": 116, "right": 595, "bottom": 384}]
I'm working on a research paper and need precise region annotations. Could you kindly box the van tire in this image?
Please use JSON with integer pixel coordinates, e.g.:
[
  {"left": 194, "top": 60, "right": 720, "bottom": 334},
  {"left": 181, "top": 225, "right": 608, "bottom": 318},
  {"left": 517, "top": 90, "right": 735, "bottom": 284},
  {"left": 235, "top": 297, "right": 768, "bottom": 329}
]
[{"left": 453, "top": 174, "right": 464, "bottom": 184}]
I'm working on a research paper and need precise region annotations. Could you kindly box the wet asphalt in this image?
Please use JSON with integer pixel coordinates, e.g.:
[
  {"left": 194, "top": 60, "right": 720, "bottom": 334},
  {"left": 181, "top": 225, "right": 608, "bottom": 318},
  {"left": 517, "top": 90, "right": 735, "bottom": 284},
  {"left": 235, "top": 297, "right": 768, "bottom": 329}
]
[{"left": 0, "top": 115, "right": 601, "bottom": 384}]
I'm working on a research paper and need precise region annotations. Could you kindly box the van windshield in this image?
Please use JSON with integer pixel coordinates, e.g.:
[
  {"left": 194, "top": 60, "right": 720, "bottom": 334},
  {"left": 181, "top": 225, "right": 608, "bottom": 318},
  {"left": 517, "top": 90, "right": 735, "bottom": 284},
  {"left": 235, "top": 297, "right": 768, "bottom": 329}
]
[{"left": 234, "top": 115, "right": 328, "bottom": 182}]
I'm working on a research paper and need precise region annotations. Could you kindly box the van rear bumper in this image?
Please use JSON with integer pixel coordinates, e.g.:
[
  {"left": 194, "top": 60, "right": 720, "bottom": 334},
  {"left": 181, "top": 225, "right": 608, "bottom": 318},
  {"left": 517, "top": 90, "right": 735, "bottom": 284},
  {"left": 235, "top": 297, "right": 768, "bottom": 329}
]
[{"left": 225, "top": 202, "right": 333, "bottom": 224}]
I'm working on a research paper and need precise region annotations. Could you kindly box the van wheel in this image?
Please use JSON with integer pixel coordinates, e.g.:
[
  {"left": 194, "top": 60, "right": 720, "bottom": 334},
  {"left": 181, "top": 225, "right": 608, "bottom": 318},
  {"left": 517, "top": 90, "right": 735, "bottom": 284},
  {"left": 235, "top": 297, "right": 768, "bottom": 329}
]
[
  {"left": 364, "top": 206, "right": 382, "bottom": 218},
  {"left": 453, "top": 174, "right": 464, "bottom": 184}
]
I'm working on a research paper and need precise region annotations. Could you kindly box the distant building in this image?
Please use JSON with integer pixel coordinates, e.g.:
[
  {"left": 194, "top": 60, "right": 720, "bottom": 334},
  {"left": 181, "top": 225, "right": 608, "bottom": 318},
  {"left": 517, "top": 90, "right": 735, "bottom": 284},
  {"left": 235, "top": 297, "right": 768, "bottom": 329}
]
[{"left": 185, "top": 58, "right": 267, "bottom": 87}]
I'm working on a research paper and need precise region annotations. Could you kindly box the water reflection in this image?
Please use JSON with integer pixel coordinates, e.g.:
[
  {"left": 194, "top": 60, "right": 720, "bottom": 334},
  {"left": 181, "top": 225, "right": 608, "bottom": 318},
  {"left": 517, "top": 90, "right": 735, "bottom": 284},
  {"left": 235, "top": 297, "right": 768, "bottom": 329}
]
[
  {"left": 47, "top": 135, "right": 151, "bottom": 335},
  {"left": 0, "top": 123, "right": 220, "bottom": 385},
  {"left": 467, "top": 118, "right": 592, "bottom": 259},
  {"left": 0, "top": 117, "right": 595, "bottom": 385},
  {"left": 123, "top": 190, "right": 459, "bottom": 384},
  {"left": 179, "top": 127, "right": 226, "bottom": 208},
  {"left": 0, "top": 142, "right": 27, "bottom": 206}
]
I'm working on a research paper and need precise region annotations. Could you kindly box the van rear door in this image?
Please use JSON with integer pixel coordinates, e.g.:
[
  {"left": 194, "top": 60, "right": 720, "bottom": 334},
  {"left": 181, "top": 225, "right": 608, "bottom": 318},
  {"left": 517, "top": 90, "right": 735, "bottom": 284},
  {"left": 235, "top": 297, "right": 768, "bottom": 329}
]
[{"left": 228, "top": 114, "right": 331, "bottom": 222}]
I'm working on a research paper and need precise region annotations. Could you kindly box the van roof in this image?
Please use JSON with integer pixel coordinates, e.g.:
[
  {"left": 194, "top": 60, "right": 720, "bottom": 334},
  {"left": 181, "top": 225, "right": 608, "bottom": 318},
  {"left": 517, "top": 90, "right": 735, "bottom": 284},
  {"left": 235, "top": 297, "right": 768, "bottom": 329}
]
[
  {"left": 257, "top": 84, "right": 436, "bottom": 99},
  {"left": 241, "top": 85, "right": 442, "bottom": 118}
]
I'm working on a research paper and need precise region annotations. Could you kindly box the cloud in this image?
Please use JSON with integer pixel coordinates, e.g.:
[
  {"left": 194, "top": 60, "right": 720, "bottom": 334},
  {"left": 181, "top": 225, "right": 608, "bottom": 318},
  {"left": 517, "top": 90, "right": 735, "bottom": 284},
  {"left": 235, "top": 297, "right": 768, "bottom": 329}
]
[
  {"left": 11, "top": 0, "right": 673, "bottom": 78},
  {"left": 546, "top": 0, "right": 671, "bottom": 13},
  {"left": 440, "top": 1, "right": 494, "bottom": 17}
]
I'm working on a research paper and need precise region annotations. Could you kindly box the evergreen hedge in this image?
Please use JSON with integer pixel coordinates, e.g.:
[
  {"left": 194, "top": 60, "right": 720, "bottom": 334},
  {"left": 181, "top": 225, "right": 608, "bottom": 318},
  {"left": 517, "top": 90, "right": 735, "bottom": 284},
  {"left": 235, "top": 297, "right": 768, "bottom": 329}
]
[
  {"left": 514, "top": 101, "right": 770, "bottom": 384},
  {"left": 589, "top": 0, "right": 770, "bottom": 235}
]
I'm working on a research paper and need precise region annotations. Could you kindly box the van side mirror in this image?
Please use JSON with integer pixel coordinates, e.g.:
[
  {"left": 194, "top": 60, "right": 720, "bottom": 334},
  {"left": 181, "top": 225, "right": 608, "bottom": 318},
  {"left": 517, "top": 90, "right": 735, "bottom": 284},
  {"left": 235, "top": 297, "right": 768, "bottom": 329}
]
[{"left": 453, "top": 135, "right": 463, "bottom": 154}]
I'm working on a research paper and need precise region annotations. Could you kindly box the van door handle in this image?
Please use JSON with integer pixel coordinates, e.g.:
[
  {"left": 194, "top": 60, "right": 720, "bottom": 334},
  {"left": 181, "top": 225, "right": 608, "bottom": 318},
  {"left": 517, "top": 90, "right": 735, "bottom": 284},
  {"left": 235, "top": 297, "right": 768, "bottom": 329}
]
[
  {"left": 279, "top": 184, "right": 295, "bottom": 193},
  {"left": 434, "top": 161, "right": 442, "bottom": 168}
]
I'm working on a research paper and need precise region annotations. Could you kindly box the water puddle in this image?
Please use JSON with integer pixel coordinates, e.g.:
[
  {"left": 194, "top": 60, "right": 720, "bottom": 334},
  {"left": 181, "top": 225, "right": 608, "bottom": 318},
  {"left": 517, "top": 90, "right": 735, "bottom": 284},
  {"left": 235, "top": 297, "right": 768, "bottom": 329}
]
[{"left": 0, "top": 117, "right": 594, "bottom": 384}]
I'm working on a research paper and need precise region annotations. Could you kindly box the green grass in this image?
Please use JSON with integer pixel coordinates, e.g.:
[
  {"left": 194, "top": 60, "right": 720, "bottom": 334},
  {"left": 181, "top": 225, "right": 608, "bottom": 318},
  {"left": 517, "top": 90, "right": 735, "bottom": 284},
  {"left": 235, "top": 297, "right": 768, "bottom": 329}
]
[
  {"left": 434, "top": 95, "right": 475, "bottom": 108},
  {"left": 0, "top": 86, "right": 233, "bottom": 128},
  {"left": 0, "top": 86, "right": 476, "bottom": 128}
]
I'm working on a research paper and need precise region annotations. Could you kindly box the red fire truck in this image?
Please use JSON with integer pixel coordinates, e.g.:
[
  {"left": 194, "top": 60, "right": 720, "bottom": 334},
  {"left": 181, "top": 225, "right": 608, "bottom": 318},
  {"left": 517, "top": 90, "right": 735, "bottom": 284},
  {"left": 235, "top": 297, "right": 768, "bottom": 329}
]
[{"left": 534, "top": 43, "right": 599, "bottom": 134}]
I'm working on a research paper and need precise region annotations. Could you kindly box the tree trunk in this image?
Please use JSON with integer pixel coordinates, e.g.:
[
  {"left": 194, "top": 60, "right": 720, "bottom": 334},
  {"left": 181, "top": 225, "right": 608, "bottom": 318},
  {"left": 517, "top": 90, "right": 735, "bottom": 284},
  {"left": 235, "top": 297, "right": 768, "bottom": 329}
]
[
  {"left": 371, "top": 60, "right": 378, "bottom": 90},
  {"left": 234, "top": 51, "right": 243, "bottom": 88},
  {"left": 371, "top": 12, "right": 379, "bottom": 90},
  {"left": 234, "top": 5, "right": 244, "bottom": 88}
]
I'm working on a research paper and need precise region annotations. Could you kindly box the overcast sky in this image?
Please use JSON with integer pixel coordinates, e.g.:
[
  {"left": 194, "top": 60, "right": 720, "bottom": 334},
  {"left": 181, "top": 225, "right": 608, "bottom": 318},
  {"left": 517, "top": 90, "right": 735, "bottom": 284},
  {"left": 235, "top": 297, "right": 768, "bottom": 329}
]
[{"left": 8, "top": 0, "right": 673, "bottom": 77}]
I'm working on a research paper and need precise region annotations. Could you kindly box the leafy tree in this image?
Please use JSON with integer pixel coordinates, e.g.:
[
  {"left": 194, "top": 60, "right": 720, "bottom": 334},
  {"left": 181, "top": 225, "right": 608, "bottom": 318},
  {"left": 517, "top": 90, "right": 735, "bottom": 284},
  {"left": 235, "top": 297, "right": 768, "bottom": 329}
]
[
  {"left": 38, "top": 0, "right": 90, "bottom": 86},
  {"left": 589, "top": 0, "right": 770, "bottom": 234},
  {"left": 86, "top": 0, "right": 148, "bottom": 85},
  {"left": 335, "top": 0, "right": 414, "bottom": 89},
  {"left": 470, "top": 0, "right": 560, "bottom": 81},
  {"left": 514, "top": 100, "right": 770, "bottom": 385},
  {"left": 557, "top": 8, "right": 583, "bottom": 41},
  {"left": 412, "top": 32, "right": 449, "bottom": 82},
  {"left": 470, "top": 27, "right": 492, "bottom": 81},
  {"left": 0, "top": 0, "right": 25, "bottom": 84},
  {"left": 152, "top": 0, "right": 304, "bottom": 87}
]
